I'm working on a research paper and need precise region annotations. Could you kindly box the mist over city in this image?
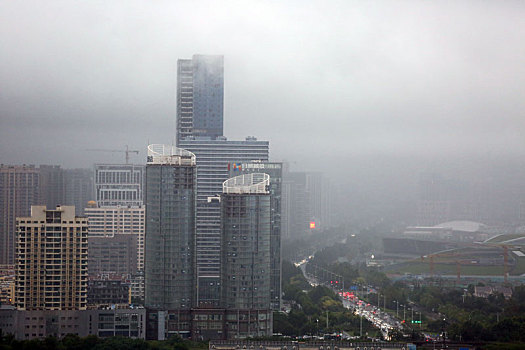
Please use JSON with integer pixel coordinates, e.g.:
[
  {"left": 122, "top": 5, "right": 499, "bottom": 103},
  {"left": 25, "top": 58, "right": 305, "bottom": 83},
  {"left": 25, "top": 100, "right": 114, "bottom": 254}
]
[{"left": 1, "top": 1, "right": 525, "bottom": 349}]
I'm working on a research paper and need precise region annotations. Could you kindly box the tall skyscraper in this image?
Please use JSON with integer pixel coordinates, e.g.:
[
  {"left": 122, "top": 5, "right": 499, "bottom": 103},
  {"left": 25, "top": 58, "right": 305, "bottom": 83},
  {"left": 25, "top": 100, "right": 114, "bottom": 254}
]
[
  {"left": 0, "top": 165, "right": 40, "bottom": 265},
  {"left": 178, "top": 136, "right": 269, "bottom": 307},
  {"left": 228, "top": 161, "right": 282, "bottom": 311},
  {"left": 15, "top": 205, "right": 88, "bottom": 310},
  {"left": 176, "top": 55, "right": 224, "bottom": 143},
  {"left": 144, "top": 145, "right": 196, "bottom": 311},
  {"left": 221, "top": 173, "right": 273, "bottom": 338}
]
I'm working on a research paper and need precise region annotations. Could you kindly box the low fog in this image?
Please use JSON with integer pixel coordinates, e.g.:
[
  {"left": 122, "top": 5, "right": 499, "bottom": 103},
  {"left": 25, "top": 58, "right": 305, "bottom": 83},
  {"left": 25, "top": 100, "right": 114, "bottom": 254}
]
[{"left": 1, "top": 1, "right": 524, "bottom": 224}]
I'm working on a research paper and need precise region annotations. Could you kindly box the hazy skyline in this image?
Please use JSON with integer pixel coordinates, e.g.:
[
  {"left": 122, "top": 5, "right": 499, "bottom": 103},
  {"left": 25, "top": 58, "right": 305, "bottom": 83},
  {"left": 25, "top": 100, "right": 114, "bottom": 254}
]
[{"left": 1, "top": 0, "right": 524, "bottom": 169}]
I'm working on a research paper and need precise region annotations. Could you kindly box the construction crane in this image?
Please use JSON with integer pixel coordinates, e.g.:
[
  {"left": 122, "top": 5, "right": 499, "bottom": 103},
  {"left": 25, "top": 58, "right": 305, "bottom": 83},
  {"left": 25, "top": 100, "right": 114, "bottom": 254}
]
[
  {"left": 86, "top": 145, "right": 139, "bottom": 164},
  {"left": 421, "top": 249, "right": 466, "bottom": 284},
  {"left": 421, "top": 244, "right": 514, "bottom": 284}
]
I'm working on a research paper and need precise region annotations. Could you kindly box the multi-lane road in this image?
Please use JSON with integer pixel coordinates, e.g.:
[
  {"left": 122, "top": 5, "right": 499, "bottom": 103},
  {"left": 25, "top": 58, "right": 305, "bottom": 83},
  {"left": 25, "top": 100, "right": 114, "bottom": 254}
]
[{"left": 296, "top": 258, "right": 404, "bottom": 340}]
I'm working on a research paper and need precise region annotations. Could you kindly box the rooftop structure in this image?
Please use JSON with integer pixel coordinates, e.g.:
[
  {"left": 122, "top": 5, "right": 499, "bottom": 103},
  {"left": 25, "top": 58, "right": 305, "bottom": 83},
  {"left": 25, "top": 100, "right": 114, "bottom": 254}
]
[
  {"left": 146, "top": 144, "right": 196, "bottom": 166},
  {"left": 223, "top": 173, "right": 270, "bottom": 194}
]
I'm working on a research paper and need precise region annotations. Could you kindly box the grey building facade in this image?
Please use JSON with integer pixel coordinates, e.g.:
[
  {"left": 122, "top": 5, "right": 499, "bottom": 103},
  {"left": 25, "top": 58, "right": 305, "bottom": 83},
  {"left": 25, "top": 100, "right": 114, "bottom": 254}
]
[
  {"left": 178, "top": 137, "right": 269, "bottom": 307},
  {"left": 64, "top": 168, "right": 94, "bottom": 216},
  {"left": 144, "top": 145, "right": 196, "bottom": 310},
  {"left": 0, "top": 307, "right": 146, "bottom": 340},
  {"left": 228, "top": 161, "right": 282, "bottom": 311},
  {"left": 0, "top": 165, "right": 40, "bottom": 265},
  {"left": 176, "top": 55, "right": 224, "bottom": 143},
  {"left": 221, "top": 173, "right": 272, "bottom": 337}
]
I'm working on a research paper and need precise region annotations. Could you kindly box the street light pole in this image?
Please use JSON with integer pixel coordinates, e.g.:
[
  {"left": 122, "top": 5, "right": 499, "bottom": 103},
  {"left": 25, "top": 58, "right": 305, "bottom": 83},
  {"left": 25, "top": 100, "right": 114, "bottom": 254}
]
[
  {"left": 396, "top": 301, "right": 399, "bottom": 318},
  {"left": 360, "top": 313, "right": 363, "bottom": 338}
]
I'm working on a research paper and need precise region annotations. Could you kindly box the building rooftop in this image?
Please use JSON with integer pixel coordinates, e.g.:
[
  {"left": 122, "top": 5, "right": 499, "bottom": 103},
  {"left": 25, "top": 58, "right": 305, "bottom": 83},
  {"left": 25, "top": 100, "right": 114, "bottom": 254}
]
[
  {"left": 434, "top": 220, "right": 486, "bottom": 233},
  {"left": 147, "top": 144, "right": 195, "bottom": 165},
  {"left": 223, "top": 173, "right": 270, "bottom": 194}
]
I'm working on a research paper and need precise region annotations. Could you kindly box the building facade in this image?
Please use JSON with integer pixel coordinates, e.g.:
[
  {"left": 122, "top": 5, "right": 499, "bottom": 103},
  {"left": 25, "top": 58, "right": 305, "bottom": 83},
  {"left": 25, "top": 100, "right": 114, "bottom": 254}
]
[
  {"left": 39, "top": 165, "right": 66, "bottom": 210},
  {"left": 88, "top": 234, "right": 138, "bottom": 278},
  {"left": 281, "top": 170, "right": 332, "bottom": 238},
  {"left": 228, "top": 161, "right": 282, "bottom": 311},
  {"left": 221, "top": 173, "right": 273, "bottom": 338},
  {"left": 144, "top": 145, "right": 196, "bottom": 310},
  {"left": 87, "top": 280, "right": 130, "bottom": 307},
  {"left": 64, "top": 168, "right": 94, "bottom": 216},
  {"left": 176, "top": 55, "right": 224, "bottom": 143},
  {"left": 178, "top": 137, "right": 269, "bottom": 307},
  {"left": 0, "top": 165, "right": 40, "bottom": 265},
  {"left": 0, "top": 307, "right": 146, "bottom": 340},
  {"left": 85, "top": 206, "right": 145, "bottom": 271},
  {"left": 15, "top": 206, "right": 88, "bottom": 310},
  {"left": 94, "top": 164, "right": 144, "bottom": 208}
]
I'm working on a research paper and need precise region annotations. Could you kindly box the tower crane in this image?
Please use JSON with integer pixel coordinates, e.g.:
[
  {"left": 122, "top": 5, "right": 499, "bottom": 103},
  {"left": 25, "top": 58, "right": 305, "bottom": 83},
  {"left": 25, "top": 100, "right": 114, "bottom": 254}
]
[{"left": 86, "top": 145, "right": 139, "bottom": 164}]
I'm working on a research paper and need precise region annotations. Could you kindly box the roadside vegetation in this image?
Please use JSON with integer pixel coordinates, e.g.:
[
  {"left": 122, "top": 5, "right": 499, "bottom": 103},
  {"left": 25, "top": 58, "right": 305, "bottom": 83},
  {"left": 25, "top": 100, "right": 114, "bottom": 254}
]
[{"left": 274, "top": 260, "right": 378, "bottom": 338}]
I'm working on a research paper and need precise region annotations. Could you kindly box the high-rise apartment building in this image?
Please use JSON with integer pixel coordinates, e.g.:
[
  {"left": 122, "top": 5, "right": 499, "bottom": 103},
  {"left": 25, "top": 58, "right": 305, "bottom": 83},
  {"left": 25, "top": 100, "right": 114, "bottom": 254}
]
[
  {"left": 178, "top": 136, "right": 269, "bottom": 306},
  {"left": 144, "top": 145, "right": 196, "bottom": 311},
  {"left": 0, "top": 165, "right": 40, "bottom": 265},
  {"left": 228, "top": 161, "right": 282, "bottom": 311},
  {"left": 176, "top": 55, "right": 224, "bottom": 143},
  {"left": 221, "top": 173, "right": 273, "bottom": 338},
  {"left": 15, "top": 205, "right": 88, "bottom": 310},
  {"left": 94, "top": 164, "right": 144, "bottom": 208}
]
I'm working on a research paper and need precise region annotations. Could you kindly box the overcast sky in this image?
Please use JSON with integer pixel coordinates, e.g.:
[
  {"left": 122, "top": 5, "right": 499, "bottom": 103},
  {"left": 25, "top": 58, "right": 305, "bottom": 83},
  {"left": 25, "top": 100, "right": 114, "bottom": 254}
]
[{"left": 1, "top": 0, "right": 524, "bottom": 169}]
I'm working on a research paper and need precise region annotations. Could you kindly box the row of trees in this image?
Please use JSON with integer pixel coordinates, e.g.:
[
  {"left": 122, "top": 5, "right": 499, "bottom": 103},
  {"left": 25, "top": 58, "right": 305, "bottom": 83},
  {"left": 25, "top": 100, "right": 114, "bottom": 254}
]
[{"left": 410, "top": 284, "right": 525, "bottom": 342}]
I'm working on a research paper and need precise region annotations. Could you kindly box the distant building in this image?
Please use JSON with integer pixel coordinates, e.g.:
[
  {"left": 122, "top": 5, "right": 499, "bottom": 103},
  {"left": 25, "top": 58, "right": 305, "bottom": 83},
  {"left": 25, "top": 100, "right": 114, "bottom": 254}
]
[
  {"left": 221, "top": 173, "right": 273, "bottom": 338},
  {"left": 178, "top": 136, "right": 269, "bottom": 307},
  {"left": 0, "top": 274, "right": 15, "bottom": 306},
  {"left": 15, "top": 206, "right": 88, "bottom": 310},
  {"left": 130, "top": 271, "right": 144, "bottom": 304},
  {"left": 176, "top": 55, "right": 224, "bottom": 143},
  {"left": 94, "top": 164, "right": 144, "bottom": 208},
  {"left": 88, "top": 234, "right": 138, "bottom": 278},
  {"left": 474, "top": 285, "right": 512, "bottom": 299},
  {"left": 64, "top": 168, "right": 94, "bottom": 216},
  {"left": 281, "top": 170, "right": 332, "bottom": 238},
  {"left": 87, "top": 280, "right": 130, "bottom": 307},
  {"left": 85, "top": 206, "right": 145, "bottom": 272},
  {"left": 0, "top": 165, "right": 40, "bottom": 265},
  {"left": 144, "top": 145, "right": 197, "bottom": 310},
  {"left": 39, "top": 165, "right": 66, "bottom": 209}
]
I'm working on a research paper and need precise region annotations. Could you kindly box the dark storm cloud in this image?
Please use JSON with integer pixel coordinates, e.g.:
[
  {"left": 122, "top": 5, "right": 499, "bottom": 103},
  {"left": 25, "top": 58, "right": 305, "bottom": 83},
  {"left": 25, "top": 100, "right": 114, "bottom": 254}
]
[{"left": 0, "top": 0, "right": 524, "bottom": 168}]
